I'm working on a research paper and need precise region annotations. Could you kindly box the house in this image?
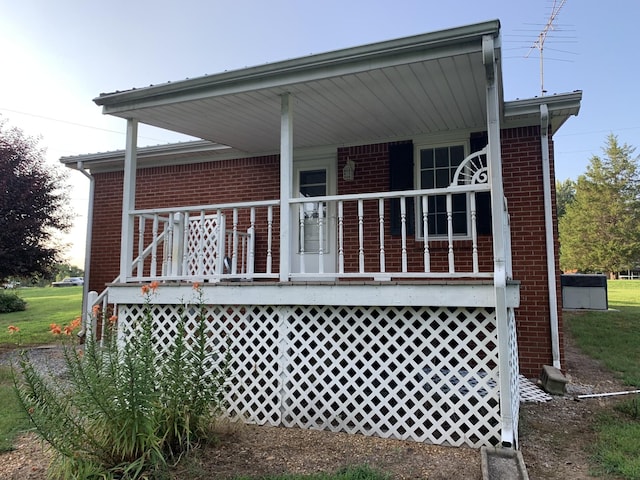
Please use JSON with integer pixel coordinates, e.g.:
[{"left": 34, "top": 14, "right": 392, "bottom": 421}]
[{"left": 61, "top": 20, "right": 581, "bottom": 449}]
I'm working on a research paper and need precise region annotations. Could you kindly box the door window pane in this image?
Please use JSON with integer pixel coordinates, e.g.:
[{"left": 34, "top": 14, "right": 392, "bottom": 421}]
[{"left": 299, "top": 169, "right": 328, "bottom": 253}]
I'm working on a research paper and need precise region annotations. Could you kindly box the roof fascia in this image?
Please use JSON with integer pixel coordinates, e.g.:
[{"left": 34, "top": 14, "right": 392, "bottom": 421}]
[
  {"left": 504, "top": 91, "right": 582, "bottom": 118},
  {"left": 95, "top": 20, "right": 500, "bottom": 115},
  {"left": 60, "top": 140, "right": 232, "bottom": 168},
  {"left": 503, "top": 91, "right": 582, "bottom": 133}
]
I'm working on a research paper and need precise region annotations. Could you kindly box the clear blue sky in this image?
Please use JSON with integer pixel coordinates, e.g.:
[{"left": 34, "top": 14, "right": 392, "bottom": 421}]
[{"left": 1, "top": 0, "right": 638, "bottom": 266}]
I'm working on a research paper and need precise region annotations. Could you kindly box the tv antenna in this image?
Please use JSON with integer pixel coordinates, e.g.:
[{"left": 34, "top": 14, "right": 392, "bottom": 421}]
[{"left": 526, "top": 0, "right": 568, "bottom": 96}]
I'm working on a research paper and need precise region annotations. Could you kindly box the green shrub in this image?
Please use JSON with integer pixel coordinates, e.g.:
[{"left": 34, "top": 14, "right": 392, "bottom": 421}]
[
  {"left": 0, "top": 292, "right": 26, "bottom": 313},
  {"left": 13, "top": 283, "right": 230, "bottom": 479}
]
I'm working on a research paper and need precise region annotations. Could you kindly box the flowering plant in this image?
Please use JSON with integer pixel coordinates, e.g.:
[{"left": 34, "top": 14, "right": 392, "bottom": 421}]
[{"left": 14, "top": 282, "right": 230, "bottom": 479}]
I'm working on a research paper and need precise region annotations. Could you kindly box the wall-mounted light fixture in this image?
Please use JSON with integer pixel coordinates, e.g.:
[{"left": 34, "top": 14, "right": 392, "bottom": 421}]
[{"left": 343, "top": 158, "right": 355, "bottom": 181}]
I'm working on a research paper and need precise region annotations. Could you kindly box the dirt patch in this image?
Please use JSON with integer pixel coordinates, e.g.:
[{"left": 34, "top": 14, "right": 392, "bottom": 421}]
[
  {"left": 519, "top": 332, "right": 629, "bottom": 480},
  {"left": 0, "top": 330, "right": 631, "bottom": 479}
]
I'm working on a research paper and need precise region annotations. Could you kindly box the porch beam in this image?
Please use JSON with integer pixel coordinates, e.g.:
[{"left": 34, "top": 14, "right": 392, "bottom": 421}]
[
  {"left": 120, "top": 119, "right": 138, "bottom": 281},
  {"left": 279, "top": 93, "right": 293, "bottom": 281},
  {"left": 107, "top": 281, "right": 520, "bottom": 308}
]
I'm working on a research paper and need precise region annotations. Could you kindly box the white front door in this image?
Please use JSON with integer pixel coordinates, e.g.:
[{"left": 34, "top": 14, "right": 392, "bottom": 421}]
[{"left": 292, "top": 157, "right": 336, "bottom": 277}]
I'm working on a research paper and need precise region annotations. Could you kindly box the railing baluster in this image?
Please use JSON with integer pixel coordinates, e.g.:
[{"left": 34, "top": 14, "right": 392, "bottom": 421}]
[
  {"left": 358, "top": 199, "right": 364, "bottom": 273},
  {"left": 151, "top": 214, "right": 159, "bottom": 278},
  {"left": 338, "top": 201, "right": 344, "bottom": 274},
  {"left": 447, "top": 194, "right": 455, "bottom": 273},
  {"left": 216, "top": 210, "right": 225, "bottom": 278},
  {"left": 248, "top": 207, "right": 256, "bottom": 277},
  {"left": 166, "top": 212, "right": 174, "bottom": 276},
  {"left": 267, "top": 206, "right": 273, "bottom": 275},
  {"left": 173, "top": 212, "right": 185, "bottom": 277},
  {"left": 318, "top": 201, "right": 324, "bottom": 274},
  {"left": 400, "top": 197, "right": 407, "bottom": 273},
  {"left": 299, "top": 203, "right": 305, "bottom": 274},
  {"left": 197, "top": 210, "right": 206, "bottom": 276},
  {"left": 378, "top": 198, "right": 385, "bottom": 273},
  {"left": 232, "top": 208, "right": 239, "bottom": 275},
  {"left": 137, "top": 216, "right": 145, "bottom": 279},
  {"left": 182, "top": 211, "right": 190, "bottom": 276},
  {"left": 422, "top": 195, "right": 430, "bottom": 272},
  {"left": 471, "top": 193, "right": 479, "bottom": 273}
]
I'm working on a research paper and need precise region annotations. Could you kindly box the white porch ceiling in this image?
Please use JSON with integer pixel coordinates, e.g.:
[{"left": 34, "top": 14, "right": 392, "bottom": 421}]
[
  {"left": 129, "top": 57, "right": 488, "bottom": 153},
  {"left": 95, "top": 21, "right": 501, "bottom": 154}
]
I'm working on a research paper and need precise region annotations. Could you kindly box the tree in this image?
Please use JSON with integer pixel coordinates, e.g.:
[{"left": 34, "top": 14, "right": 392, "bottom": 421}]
[
  {"left": 559, "top": 134, "right": 640, "bottom": 276},
  {"left": 0, "top": 120, "right": 72, "bottom": 280},
  {"left": 555, "top": 178, "right": 576, "bottom": 219}
]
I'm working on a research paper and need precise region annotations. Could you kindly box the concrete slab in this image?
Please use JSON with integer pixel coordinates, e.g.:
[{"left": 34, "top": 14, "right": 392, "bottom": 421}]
[{"left": 481, "top": 447, "right": 529, "bottom": 480}]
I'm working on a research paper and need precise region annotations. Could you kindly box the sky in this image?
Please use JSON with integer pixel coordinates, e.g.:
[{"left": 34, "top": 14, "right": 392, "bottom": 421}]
[{"left": 1, "top": 0, "right": 638, "bottom": 268}]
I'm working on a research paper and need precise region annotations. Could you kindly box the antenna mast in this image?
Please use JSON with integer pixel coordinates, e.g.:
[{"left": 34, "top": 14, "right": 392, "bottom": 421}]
[{"left": 527, "top": 0, "right": 568, "bottom": 95}]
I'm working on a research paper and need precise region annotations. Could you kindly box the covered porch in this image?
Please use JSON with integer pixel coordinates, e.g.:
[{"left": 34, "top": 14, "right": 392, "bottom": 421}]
[{"left": 77, "top": 20, "right": 525, "bottom": 448}]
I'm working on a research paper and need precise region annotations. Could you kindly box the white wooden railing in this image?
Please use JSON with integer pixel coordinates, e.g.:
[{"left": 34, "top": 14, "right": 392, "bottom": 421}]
[
  {"left": 125, "top": 200, "right": 277, "bottom": 282},
  {"left": 117, "top": 147, "right": 503, "bottom": 282},
  {"left": 119, "top": 190, "right": 504, "bottom": 282}
]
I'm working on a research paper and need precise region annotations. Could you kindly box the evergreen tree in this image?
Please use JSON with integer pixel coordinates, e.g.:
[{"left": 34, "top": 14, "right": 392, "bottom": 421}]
[
  {"left": 559, "top": 134, "right": 640, "bottom": 276},
  {"left": 556, "top": 178, "right": 576, "bottom": 219}
]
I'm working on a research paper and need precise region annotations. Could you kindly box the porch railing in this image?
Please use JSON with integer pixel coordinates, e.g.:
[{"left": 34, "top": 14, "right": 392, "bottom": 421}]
[
  {"left": 126, "top": 200, "right": 277, "bottom": 282},
  {"left": 118, "top": 147, "right": 506, "bottom": 282},
  {"left": 120, "top": 191, "right": 508, "bottom": 282}
]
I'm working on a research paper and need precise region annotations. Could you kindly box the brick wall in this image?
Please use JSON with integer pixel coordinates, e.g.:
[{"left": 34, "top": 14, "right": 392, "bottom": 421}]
[
  {"left": 88, "top": 129, "right": 561, "bottom": 378},
  {"left": 501, "top": 126, "right": 563, "bottom": 377}
]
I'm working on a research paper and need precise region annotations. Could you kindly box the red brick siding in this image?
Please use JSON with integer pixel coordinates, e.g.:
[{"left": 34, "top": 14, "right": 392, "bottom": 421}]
[
  {"left": 502, "top": 126, "right": 563, "bottom": 377},
  {"left": 90, "top": 171, "right": 124, "bottom": 294}
]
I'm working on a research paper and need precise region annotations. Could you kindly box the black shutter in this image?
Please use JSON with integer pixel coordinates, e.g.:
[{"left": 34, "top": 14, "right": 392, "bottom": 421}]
[
  {"left": 389, "top": 142, "right": 415, "bottom": 235},
  {"left": 470, "top": 132, "right": 492, "bottom": 235}
]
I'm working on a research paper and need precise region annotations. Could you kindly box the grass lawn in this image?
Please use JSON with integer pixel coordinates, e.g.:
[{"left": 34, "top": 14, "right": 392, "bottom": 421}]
[
  {"left": 566, "top": 279, "right": 640, "bottom": 479},
  {"left": 0, "top": 367, "right": 28, "bottom": 452},
  {"left": 0, "top": 286, "right": 83, "bottom": 451},
  {"left": 567, "top": 280, "right": 640, "bottom": 386},
  {"left": 0, "top": 286, "right": 83, "bottom": 347}
]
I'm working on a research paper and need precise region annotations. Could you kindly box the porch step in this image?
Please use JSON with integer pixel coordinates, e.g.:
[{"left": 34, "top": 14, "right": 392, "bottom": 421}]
[
  {"left": 540, "top": 365, "right": 568, "bottom": 395},
  {"left": 481, "top": 447, "right": 529, "bottom": 480}
]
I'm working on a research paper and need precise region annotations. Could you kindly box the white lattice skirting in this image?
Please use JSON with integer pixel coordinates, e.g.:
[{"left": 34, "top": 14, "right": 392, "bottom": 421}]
[{"left": 118, "top": 304, "right": 506, "bottom": 448}]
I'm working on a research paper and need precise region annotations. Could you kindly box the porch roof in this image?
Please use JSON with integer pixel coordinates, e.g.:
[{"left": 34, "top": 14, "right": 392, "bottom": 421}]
[
  {"left": 93, "top": 20, "right": 502, "bottom": 155},
  {"left": 61, "top": 91, "right": 582, "bottom": 170}
]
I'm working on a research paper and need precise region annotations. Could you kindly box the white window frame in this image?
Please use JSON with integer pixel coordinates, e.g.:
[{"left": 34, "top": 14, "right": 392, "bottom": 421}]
[{"left": 414, "top": 141, "right": 472, "bottom": 241}]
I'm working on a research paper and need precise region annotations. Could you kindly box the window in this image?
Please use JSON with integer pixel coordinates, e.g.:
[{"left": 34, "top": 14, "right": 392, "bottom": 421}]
[
  {"left": 299, "top": 169, "right": 328, "bottom": 253},
  {"left": 418, "top": 144, "right": 468, "bottom": 237},
  {"left": 388, "top": 136, "right": 491, "bottom": 239}
]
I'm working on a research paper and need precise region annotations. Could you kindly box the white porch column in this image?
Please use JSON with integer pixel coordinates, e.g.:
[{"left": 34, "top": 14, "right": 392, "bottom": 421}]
[
  {"left": 279, "top": 94, "right": 293, "bottom": 282},
  {"left": 120, "top": 118, "right": 138, "bottom": 282},
  {"left": 483, "top": 34, "right": 516, "bottom": 448}
]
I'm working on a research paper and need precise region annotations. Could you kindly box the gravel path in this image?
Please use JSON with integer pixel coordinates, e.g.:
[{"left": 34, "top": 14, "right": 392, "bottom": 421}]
[{"left": 0, "top": 344, "right": 68, "bottom": 374}]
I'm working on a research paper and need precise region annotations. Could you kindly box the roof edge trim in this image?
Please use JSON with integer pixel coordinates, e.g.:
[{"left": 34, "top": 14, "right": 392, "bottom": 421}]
[
  {"left": 504, "top": 91, "right": 582, "bottom": 117},
  {"left": 59, "top": 140, "right": 232, "bottom": 166},
  {"left": 94, "top": 20, "right": 500, "bottom": 110}
]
